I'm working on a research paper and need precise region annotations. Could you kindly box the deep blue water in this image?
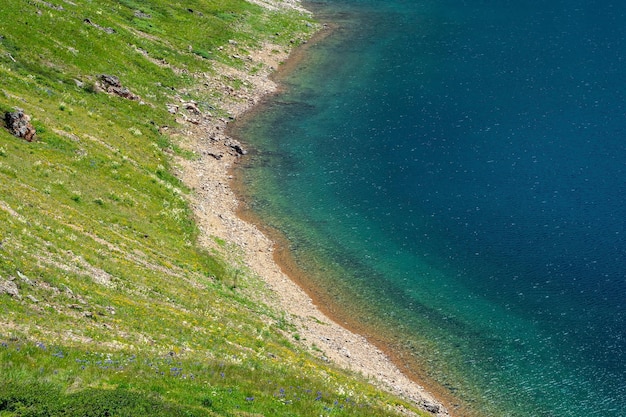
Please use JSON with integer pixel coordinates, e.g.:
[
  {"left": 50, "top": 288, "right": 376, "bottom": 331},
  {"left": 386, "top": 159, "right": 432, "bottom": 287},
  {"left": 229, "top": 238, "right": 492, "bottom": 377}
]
[{"left": 234, "top": 0, "right": 626, "bottom": 415}]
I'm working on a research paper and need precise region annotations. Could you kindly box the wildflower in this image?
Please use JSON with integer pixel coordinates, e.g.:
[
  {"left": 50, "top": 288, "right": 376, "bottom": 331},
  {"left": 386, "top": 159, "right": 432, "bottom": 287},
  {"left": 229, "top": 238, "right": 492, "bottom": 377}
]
[
  {"left": 36, "top": 342, "right": 46, "bottom": 350},
  {"left": 245, "top": 396, "right": 254, "bottom": 402},
  {"left": 315, "top": 391, "right": 323, "bottom": 401}
]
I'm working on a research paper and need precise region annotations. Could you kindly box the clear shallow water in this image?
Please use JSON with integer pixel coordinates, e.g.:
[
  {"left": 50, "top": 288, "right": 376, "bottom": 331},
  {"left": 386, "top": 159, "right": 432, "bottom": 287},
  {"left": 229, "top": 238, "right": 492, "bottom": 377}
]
[{"left": 233, "top": 0, "right": 626, "bottom": 415}]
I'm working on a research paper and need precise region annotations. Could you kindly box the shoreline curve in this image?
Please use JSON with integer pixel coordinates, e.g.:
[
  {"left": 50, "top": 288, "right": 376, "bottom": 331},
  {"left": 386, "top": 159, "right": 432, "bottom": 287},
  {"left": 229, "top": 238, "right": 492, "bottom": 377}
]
[{"left": 174, "top": 2, "right": 452, "bottom": 416}]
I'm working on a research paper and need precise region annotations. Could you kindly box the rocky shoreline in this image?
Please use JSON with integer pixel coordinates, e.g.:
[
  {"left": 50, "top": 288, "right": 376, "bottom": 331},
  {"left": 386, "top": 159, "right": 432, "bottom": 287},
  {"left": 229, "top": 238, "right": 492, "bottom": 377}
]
[{"left": 172, "top": 2, "right": 450, "bottom": 416}]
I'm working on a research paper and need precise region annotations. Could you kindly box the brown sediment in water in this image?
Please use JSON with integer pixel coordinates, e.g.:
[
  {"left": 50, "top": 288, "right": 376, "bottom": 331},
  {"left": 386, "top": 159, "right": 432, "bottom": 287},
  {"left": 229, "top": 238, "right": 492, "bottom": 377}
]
[
  {"left": 232, "top": 178, "right": 479, "bottom": 417},
  {"left": 227, "top": 21, "right": 473, "bottom": 417}
]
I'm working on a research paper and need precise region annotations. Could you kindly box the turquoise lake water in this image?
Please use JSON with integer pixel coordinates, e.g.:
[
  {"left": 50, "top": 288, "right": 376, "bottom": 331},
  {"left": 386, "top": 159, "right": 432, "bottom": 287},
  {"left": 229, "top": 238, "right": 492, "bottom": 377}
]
[{"left": 233, "top": 0, "right": 626, "bottom": 415}]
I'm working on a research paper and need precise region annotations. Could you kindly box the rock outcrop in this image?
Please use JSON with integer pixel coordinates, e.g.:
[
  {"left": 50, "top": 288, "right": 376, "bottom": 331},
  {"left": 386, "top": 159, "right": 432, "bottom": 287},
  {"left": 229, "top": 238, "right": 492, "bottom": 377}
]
[
  {"left": 97, "top": 74, "right": 140, "bottom": 100},
  {"left": 0, "top": 276, "right": 20, "bottom": 298},
  {"left": 83, "top": 18, "right": 116, "bottom": 34},
  {"left": 4, "top": 109, "right": 36, "bottom": 142}
]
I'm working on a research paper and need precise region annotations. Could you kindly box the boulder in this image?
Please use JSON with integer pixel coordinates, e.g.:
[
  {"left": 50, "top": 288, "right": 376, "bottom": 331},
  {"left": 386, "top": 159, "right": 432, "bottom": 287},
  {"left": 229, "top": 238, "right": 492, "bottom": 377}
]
[
  {"left": 0, "top": 277, "right": 19, "bottom": 298},
  {"left": 230, "top": 143, "right": 247, "bottom": 155},
  {"left": 5, "top": 109, "right": 36, "bottom": 141},
  {"left": 99, "top": 74, "right": 140, "bottom": 100},
  {"left": 422, "top": 401, "right": 441, "bottom": 414},
  {"left": 225, "top": 139, "right": 247, "bottom": 155},
  {"left": 100, "top": 74, "right": 122, "bottom": 88}
]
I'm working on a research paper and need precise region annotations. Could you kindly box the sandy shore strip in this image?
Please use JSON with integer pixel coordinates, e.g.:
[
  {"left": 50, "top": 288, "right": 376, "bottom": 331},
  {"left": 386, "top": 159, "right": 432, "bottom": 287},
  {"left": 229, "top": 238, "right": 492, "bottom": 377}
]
[{"left": 172, "top": 3, "right": 450, "bottom": 416}]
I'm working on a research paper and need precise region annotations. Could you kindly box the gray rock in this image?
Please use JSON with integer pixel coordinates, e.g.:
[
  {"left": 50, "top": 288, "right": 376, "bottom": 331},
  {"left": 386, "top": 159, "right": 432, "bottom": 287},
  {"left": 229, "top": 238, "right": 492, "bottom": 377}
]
[
  {"left": 5, "top": 109, "right": 36, "bottom": 142},
  {"left": 0, "top": 278, "right": 19, "bottom": 297},
  {"left": 16, "top": 271, "right": 33, "bottom": 286},
  {"left": 225, "top": 140, "right": 247, "bottom": 155},
  {"left": 84, "top": 19, "right": 116, "bottom": 34},
  {"left": 231, "top": 144, "right": 246, "bottom": 155},
  {"left": 99, "top": 74, "right": 139, "bottom": 100},
  {"left": 183, "top": 102, "right": 200, "bottom": 114},
  {"left": 134, "top": 10, "right": 151, "bottom": 19},
  {"left": 100, "top": 74, "right": 121, "bottom": 88},
  {"left": 422, "top": 401, "right": 441, "bottom": 413}
]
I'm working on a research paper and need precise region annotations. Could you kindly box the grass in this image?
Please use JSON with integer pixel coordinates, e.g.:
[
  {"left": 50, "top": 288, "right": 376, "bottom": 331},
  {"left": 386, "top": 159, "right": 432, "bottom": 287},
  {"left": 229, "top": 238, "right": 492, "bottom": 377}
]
[{"left": 0, "top": 0, "right": 430, "bottom": 416}]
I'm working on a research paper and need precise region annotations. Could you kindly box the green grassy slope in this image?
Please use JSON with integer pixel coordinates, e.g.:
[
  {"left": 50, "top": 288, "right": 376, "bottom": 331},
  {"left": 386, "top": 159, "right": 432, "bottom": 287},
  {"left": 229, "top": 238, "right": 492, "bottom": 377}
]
[{"left": 0, "top": 0, "right": 429, "bottom": 416}]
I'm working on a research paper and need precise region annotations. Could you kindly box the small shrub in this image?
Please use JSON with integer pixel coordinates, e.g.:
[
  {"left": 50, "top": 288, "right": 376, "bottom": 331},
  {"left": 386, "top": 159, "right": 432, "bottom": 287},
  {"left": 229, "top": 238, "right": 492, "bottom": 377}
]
[
  {"left": 83, "top": 82, "right": 98, "bottom": 94},
  {"left": 200, "top": 396, "right": 213, "bottom": 408},
  {"left": 193, "top": 49, "right": 212, "bottom": 59}
]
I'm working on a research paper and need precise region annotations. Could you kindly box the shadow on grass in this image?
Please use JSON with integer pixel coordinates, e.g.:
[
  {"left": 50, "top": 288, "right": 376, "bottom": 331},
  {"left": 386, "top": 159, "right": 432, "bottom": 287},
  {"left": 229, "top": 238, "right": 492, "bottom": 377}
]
[{"left": 0, "top": 381, "right": 208, "bottom": 417}]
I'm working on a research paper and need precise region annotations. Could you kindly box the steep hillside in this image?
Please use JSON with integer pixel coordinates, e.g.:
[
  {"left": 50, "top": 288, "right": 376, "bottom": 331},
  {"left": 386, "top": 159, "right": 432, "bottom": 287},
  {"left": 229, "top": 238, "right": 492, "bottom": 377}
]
[{"left": 0, "top": 0, "right": 431, "bottom": 416}]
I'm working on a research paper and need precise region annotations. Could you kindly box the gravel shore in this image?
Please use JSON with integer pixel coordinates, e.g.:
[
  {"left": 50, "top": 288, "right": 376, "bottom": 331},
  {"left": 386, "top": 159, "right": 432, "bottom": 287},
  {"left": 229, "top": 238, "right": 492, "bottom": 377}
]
[{"left": 173, "top": 2, "right": 450, "bottom": 415}]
